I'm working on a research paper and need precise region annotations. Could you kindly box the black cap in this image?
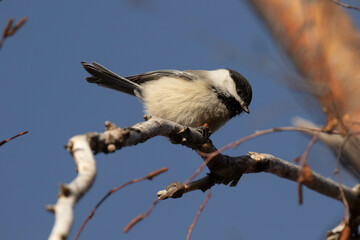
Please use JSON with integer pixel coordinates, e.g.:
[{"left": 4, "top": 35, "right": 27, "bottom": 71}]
[{"left": 227, "top": 69, "right": 252, "bottom": 114}]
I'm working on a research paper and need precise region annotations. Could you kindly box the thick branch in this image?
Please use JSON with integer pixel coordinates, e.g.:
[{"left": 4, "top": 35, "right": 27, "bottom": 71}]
[
  {"left": 48, "top": 118, "right": 360, "bottom": 239},
  {"left": 158, "top": 151, "right": 360, "bottom": 214},
  {"left": 47, "top": 135, "right": 96, "bottom": 240},
  {"left": 243, "top": 153, "right": 359, "bottom": 211},
  {"left": 87, "top": 117, "right": 210, "bottom": 154}
]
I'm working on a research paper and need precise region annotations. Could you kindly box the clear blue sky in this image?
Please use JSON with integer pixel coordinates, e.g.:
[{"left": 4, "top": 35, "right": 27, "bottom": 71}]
[{"left": 1, "top": 1, "right": 359, "bottom": 239}]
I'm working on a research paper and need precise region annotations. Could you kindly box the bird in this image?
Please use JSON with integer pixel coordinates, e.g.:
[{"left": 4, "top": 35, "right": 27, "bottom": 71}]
[{"left": 81, "top": 62, "right": 252, "bottom": 133}]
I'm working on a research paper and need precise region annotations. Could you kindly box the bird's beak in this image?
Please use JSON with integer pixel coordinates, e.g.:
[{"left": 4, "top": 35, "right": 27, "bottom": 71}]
[
  {"left": 238, "top": 99, "right": 250, "bottom": 114},
  {"left": 242, "top": 105, "right": 250, "bottom": 114}
]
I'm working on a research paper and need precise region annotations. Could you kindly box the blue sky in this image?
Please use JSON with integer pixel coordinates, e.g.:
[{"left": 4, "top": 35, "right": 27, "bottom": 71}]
[{"left": 1, "top": 1, "right": 359, "bottom": 239}]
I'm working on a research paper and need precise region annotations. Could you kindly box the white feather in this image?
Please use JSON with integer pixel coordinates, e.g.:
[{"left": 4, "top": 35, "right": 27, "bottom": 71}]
[
  {"left": 141, "top": 76, "right": 230, "bottom": 132},
  {"left": 207, "top": 69, "right": 240, "bottom": 100}
]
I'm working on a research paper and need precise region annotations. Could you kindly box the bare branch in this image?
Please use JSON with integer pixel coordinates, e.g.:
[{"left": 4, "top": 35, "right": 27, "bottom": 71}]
[
  {"left": 74, "top": 167, "right": 167, "bottom": 240},
  {"left": 48, "top": 117, "right": 360, "bottom": 238},
  {"left": 123, "top": 199, "right": 160, "bottom": 233},
  {"left": 86, "top": 118, "right": 210, "bottom": 154},
  {"left": 183, "top": 125, "right": 342, "bottom": 191},
  {"left": 0, "top": 17, "right": 27, "bottom": 50},
  {"left": 186, "top": 191, "right": 211, "bottom": 240},
  {"left": 293, "top": 117, "right": 360, "bottom": 180},
  {"left": 335, "top": 136, "right": 351, "bottom": 224},
  {"left": 157, "top": 176, "right": 212, "bottom": 200},
  {"left": 298, "top": 134, "right": 319, "bottom": 205},
  {"left": 47, "top": 135, "right": 96, "bottom": 240},
  {"left": 0, "top": 131, "right": 28, "bottom": 146},
  {"left": 158, "top": 151, "right": 360, "bottom": 214},
  {"left": 47, "top": 118, "right": 209, "bottom": 239},
  {"left": 329, "top": 0, "right": 360, "bottom": 11}
]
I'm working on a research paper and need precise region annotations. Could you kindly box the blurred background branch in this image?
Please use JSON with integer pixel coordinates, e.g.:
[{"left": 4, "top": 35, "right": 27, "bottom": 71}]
[{"left": 248, "top": 0, "right": 360, "bottom": 178}]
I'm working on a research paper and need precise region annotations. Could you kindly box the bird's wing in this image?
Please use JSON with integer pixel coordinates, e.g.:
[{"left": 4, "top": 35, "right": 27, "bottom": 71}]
[
  {"left": 82, "top": 62, "right": 142, "bottom": 96},
  {"left": 125, "top": 70, "right": 199, "bottom": 84}
]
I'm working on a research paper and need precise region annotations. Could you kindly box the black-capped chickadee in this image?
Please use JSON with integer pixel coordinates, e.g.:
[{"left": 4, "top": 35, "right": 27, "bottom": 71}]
[{"left": 82, "top": 62, "right": 252, "bottom": 132}]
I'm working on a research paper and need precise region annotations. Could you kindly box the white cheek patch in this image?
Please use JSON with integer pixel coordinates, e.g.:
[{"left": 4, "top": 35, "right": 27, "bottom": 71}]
[{"left": 209, "top": 70, "right": 240, "bottom": 100}]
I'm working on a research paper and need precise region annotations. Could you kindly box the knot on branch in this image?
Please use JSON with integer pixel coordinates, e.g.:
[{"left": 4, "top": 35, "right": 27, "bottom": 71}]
[
  {"left": 157, "top": 182, "right": 186, "bottom": 200},
  {"left": 85, "top": 122, "right": 139, "bottom": 154}
]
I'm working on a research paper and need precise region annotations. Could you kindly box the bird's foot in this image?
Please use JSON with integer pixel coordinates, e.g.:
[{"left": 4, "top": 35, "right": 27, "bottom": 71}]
[{"left": 197, "top": 123, "right": 212, "bottom": 138}]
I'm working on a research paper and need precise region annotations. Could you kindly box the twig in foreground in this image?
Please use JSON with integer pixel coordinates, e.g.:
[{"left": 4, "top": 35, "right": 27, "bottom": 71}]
[
  {"left": 186, "top": 191, "right": 211, "bottom": 240},
  {"left": 74, "top": 167, "right": 168, "bottom": 240},
  {"left": 0, "top": 131, "right": 28, "bottom": 146}
]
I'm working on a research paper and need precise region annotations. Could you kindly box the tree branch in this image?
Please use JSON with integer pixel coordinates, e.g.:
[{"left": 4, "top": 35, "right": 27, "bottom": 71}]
[
  {"left": 47, "top": 135, "right": 96, "bottom": 240},
  {"left": 47, "top": 117, "right": 209, "bottom": 239},
  {"left": 47, "top": 117, "right": 360, "bottom": 239},
  {"left": 329, "top": 0, "right": 360, "bottom": 11},
  {"left": 0, "top": 17, "right": 27, "bottom": 50},
  {"left": 0, "top": 130, "right": 28, "bottom": 146},
  {"left": 293, "top": 117, "right": 360, "bottom": 180},
  {"left": 158, "top": 151, "right": 359, "bottom": 213},
  {"left": 86, "top": 117, "right": 210, "bottom": 154}
]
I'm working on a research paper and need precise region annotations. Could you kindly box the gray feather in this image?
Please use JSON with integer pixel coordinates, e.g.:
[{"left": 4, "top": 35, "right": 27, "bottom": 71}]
[
  {"left": 82, "top": 62, "right": 200, "bottom": 97},
  {"left": 82, "top": 62, "right": 142, "bottom": 96},
  {"left": 125, "top": 70, "right": 198, "bottom": 84}
]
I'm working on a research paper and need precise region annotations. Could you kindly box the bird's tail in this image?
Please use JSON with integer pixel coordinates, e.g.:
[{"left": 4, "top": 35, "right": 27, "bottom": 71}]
[{"left": 81, "top": 62, "right": 141, "bottom": 96}]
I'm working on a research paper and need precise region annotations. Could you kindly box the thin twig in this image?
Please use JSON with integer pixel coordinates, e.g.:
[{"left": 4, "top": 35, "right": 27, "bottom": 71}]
[
  {"left": 0, "top": 17, "right": 27, "bottom": 50},
  {"left": 335, "top": 136, "right": 351, "bottom": 223},
  {"left": 329, "top": 0, "right": 360, "bottom": 11},
  {"left": 123, "top": 199, "right": 160, "bottom": 233},
  {"left": 74, "top": 167, "right": 168, "bottom": 240},
  {"left": 0, "top": 131, "right": 28, "bottom": 146},
  {"left": 297, "top": 134, "right": 319, "bottom": 205},
  {"left": 186, "top": 191, "right": 211, "bottom": 240}
]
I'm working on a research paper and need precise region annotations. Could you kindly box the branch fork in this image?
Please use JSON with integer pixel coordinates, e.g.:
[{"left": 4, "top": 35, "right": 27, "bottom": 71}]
[{"left": 48, "top": 117, "right": 360, "bottom": 239}]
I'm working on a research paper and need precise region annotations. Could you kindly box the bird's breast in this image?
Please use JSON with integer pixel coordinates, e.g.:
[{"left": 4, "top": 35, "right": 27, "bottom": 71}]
[{"left": 141, "top": 78, "right": 230, "bottom": 132}]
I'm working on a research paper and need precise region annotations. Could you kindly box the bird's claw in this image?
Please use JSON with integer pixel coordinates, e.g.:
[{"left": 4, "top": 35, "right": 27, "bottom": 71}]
[{"left": 197, "top": 123, "right": 212, "bottom": 138}]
